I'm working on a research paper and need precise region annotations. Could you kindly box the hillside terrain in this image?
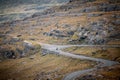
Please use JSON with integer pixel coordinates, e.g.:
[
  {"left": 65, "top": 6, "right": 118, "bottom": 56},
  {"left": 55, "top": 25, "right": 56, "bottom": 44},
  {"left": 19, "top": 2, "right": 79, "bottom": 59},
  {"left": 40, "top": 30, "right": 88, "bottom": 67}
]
[
  {"left": 1, "top": 0, "right": 120, "bottom": 44},
  {"left": 0, "top": 0, "right": 120, "bottom": 80},
  {"left": 0, "top": 0, "right": 69, "bottom": 23}
]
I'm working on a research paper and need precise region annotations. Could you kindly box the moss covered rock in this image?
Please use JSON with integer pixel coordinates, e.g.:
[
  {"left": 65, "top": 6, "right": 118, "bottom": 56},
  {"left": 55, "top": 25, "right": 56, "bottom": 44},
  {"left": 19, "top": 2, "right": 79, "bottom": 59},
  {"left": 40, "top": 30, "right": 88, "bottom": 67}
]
[{"left": 71, "top": 32, "right": 79, "bottom": 40}]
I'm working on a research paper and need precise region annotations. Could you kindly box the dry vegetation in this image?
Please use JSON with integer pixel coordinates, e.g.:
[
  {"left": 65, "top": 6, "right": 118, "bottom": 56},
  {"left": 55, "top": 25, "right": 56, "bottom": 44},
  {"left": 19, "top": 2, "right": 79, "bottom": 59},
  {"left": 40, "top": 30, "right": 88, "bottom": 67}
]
[
  {"left": 76, "top": 64, "right": 120, "bottom": 80},
  {"left": 0, "top": 10, "right": 120, "bottom": 44},
  {"left": 0, "top": 53, "right": 95, "bottom": 80},
  {"left": 63, "top": 46, "right": 120, "bottom": 62},
  {"left": 0, "top": 0, "right": 120, "bottom": 80}
]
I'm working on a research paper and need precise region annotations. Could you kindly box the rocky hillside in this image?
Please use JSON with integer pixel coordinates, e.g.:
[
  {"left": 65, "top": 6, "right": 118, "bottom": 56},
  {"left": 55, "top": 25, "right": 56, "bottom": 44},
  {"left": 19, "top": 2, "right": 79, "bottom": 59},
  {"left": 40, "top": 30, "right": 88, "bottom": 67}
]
[
  {"left": 0, "top": 0, "right": 120, "bottom": 59},
  {"left": 30, "top": 0, "right": 120, "bottom": 44},
  {"left": 0, "top": 0, "right": 69, "bottom": 23},
  {"left": 0, "top": 1, "right": 120, "bottom": 80}
]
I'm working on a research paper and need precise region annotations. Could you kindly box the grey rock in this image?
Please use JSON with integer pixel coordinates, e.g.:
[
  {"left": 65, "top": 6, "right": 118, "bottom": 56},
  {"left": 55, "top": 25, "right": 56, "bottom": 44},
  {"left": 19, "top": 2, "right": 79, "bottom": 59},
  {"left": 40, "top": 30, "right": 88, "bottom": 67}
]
[
  {"left": 67, "top": 31, "right": 74, "bottom": 35},
  {"left": 50, "top": 30, "right": 62, "bottom": 34},
  {"left": 87, "top": 13, "right": 103, "bottom": 17},
  {"left": 90, "top": 21, "right": 106, "bottom": 30},
  {"left": 80, "top": 75, "right": 96, "bottom": 80},
  {"left": 11, "top": 37, "right": 20, "bottom": 42},
  {"left": 79, "top": 8, "right": 86, "bottom": 13},
  {"left": 70, "top": 0, "right": 96, "bottom": 3},
  {"left": 29, "top": 55, "right": 35, "bottom": 59},
  {"left": 112, "top": 20, "right": 120, "bottom": 25},
  {"left": 0, "top": 34, "right": 6, "bottom": 38},
  {"left": 99, "top": 4, "right": 120, "bottom": 12},
  {"left": 16, "top": 48, "right": 23, "bottom": 55},
  {"left": 41, "top": 48, "right": 59, "bottom": 56},
  {"left": 2, "top": 50, "right": 15, "bottom": 59},
  {"left": 23, "top": 41, "right": 35, "bottom": 53},
  {"left": 17, "top": 34, "right": 22, "bottom": 37},
  {"left": 61, "top": 24, "right": 71, "bottom": 28},
  {"left": 60, "top": 5, "right": 73, "bottom": 11},
  {"left": 29, "top": 38, "right": 35, "bottom": 41},
  {"left": 23, "top": 42, "right": 34, "bottom": 49},
  {"left": 80, "top": 36, "right": 87, "bottom": 40},
  {"left": 43, "top": 30, "right": 68, "bottom": 38},
  {"left": 111, "top": 14, "right": 120, "bottom": 19},
  {"left": 81, "top": 6, "right": 98, "bottom": 12}
]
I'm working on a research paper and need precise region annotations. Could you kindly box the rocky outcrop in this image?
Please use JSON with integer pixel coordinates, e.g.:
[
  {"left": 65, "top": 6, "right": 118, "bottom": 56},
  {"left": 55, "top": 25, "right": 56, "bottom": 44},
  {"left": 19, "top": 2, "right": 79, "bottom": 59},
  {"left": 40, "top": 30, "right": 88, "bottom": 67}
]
[
  {"left": 22, "top": 41, "right": 41, "bottom": 57},
  {"left": 0, "top": 49, "right": 15, "bottom": 59},
  {"left": 69, "top": 20, "right": 112, "bottom": 44},
  {"left": 0, "top": 0, "right": 120, "bottom": 46},
  {"left": 0, "top": 35, "right": 41, "bottom": 60},
  {"left": 41, "top": 48, "right": 59, "bottom": 56},
  {"left": 43, "top": 29, "right": 70, "bottom": 38}
]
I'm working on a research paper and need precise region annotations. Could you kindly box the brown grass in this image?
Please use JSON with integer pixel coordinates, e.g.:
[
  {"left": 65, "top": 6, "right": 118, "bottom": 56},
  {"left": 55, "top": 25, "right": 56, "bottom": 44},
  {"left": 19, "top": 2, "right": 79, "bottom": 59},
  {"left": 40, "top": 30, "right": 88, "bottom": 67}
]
[
  {"left": 0, "top": 53, "right": 95, "bottom": 80},
  {"left": 76, "top": 64, "right": 120, "bottom": 80},
  {"left": 63, "top": 46, "right": 120, "bottom": 62},
  {"left": 1, "top": 8, "right": 119, "bottom": 44}
]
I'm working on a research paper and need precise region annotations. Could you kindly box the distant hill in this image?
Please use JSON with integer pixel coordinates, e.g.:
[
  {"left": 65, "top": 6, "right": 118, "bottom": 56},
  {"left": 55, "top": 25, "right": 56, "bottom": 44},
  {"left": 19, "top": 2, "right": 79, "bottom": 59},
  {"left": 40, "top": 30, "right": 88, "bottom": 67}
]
[
  {"left": 0, "top": 0, "right": 69, "bottom": 9},
  {"left": 0, "top": 0, "right": 70, "bottom": 23}
]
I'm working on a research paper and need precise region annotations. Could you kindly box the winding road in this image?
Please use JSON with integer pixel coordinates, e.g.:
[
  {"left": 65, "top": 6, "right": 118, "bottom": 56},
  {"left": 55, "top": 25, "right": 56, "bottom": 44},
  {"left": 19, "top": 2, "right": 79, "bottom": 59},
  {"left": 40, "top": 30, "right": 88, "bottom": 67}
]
[{"left": 37, "top": 42, "right": 120, "bottom": 80}]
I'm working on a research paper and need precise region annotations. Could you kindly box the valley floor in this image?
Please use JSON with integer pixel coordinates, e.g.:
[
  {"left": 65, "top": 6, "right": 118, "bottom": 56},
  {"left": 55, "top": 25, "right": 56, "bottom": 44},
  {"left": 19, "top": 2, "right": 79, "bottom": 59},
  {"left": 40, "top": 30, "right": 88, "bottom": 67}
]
[
  {"left": 0, "top": 0, "right": 120, "bottom": 80},
  {"left": 0, "top": 53, "right": 95, "bottom": 80}
]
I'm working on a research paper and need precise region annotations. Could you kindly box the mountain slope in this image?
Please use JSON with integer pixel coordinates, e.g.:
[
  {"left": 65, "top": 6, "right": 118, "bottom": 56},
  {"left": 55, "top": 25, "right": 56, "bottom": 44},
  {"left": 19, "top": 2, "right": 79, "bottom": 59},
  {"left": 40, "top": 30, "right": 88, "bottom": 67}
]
[
  {"left": 0, "top": 0, "right": 120, "bottom": 80},
  {"left": 0, "top": 0, "right": 69, "bottom": 23},
  {"left": 0, "top": 0, "right": 120, "bottom": 45}
]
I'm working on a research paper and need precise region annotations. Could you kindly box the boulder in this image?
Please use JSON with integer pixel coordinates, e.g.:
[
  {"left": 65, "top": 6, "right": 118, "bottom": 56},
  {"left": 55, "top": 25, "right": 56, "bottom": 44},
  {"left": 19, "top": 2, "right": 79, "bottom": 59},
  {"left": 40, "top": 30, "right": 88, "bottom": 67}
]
[
  {"left": 11, "top": 37, "right": 20, "bottom": 42},
  {"left": 22, "top": 41, "right": 41, "bottom": 56},
  {"left": 4, "top": 50, "right": 15, "bottom": 59},
  {"left": 112, "top": 20, "right": 120, "bottom": 25},
  {"left": 80, "top": 6, "right": 97, "bottom": 13},
  {"left": 67, "top": 31, "right": 74, "bottom": 35},
  {"left": 41, "top": 48, "right": 59, "bottom": 56},
  {"left": 87, "top": 13, "right": 103, "bottom": 17},
  {"left": 43, "top": 30, "right": 68, "bottom": 38},
  {"left": 61, "top": 24, "right": 71, "bottom": 28},
  {"left": 111, "top": 14, "right": 120, "bottom": 19},
  {"left": 69, "top": 0, "right": 96, "bottom": 3},
  {"left": 23, "top": 41, "right": 35, "bottom": 51},
  {"left": 78, "top": 74, "right": 96, "bottom": 80},
  {"left": 29, "top": 55, "right": 35, "bottom": 59},
  {"left": 99, "top": 4, "right": 120, "bottom": 12},
  {"left": 0, "top": 49, "right": 15, "bottom": 59}
]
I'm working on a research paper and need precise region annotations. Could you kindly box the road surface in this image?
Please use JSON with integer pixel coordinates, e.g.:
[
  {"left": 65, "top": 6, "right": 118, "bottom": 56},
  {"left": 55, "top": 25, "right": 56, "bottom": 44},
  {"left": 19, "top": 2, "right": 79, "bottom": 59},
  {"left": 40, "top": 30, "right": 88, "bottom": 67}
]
[{"left": 37, "top": 42, "right": 120, "bottom": 80}]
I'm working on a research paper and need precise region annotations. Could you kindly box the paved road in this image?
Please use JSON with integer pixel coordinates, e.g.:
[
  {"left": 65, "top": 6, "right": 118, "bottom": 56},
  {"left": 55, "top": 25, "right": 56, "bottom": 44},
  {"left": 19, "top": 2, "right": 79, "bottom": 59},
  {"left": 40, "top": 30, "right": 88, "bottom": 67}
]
[{"left": 38, "top": 42, "right": 120, "bottom": 80}]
